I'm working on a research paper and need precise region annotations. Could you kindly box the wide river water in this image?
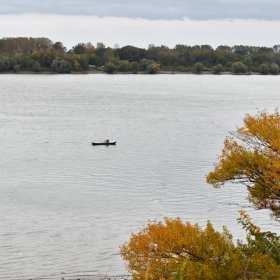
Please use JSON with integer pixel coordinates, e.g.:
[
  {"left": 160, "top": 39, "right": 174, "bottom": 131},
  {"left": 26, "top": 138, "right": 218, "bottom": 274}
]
[{"left": 1, "top": 74, "right": 280, "bottom": 279}]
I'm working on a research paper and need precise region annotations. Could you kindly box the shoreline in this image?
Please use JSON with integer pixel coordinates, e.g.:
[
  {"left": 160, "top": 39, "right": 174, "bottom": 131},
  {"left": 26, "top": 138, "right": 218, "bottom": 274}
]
[{"left": 0, "top": 70, "right": 268, "bottom": 75}]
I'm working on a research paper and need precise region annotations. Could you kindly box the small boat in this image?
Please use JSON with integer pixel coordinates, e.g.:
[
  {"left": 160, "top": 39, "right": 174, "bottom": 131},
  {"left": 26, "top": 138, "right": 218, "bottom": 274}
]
[{"left": 92, "top": 141, "right": 116, "bottom": 146}]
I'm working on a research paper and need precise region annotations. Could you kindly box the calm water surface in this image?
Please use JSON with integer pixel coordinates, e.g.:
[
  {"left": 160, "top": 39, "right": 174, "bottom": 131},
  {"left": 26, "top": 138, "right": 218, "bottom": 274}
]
[{"left": 1, "top": 74, "right": 280, "bottom": 279}]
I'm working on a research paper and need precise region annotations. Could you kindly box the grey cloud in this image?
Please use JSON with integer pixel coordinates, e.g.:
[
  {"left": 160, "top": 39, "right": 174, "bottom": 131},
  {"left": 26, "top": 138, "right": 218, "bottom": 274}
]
[{"left": 1, "top": 0, "right": 280, "bottom": 20}]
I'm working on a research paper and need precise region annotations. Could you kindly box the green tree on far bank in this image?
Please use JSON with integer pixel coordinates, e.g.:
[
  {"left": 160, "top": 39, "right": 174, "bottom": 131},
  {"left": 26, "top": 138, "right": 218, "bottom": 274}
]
[
  {"left": 270, "top": 63, "right": 279, "bottom": 74},
  {"left": 212, "top": 63, "right": 223, "bottom": 74},
  {"left": 231, "top": 62, "right": 247, "bottom": 73},
  {"left": 193, "top": 62, "right": 204, "bottom": 73},
  {"left": 51, "top": 59, "right": 72, "bottom": 73},
  {"left": 147, "top": 62, "right": 160, "bottom": 74},
  {"left": 119, "top": 60, "right": 131, "bottom": 72},
  {"left": 0, "top": 56, "right": 11, "bottom": 71},
  {"left": 32, "top": 61, "right": 41, "bottom": 72},
  {"left": 259, "top": 63, "right": 269, "bottom": 74},
  {"left": 104, "top": 62, "right": 117, "bottom": 73}
]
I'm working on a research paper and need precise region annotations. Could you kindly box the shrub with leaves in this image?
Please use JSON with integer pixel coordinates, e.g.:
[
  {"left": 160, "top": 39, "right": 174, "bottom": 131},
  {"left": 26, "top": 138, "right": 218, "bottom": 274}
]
[
  {"left": 212, "top": 64, "right": 223, "bottom": 74},
  {"left": 104, "top": 62, "right": 117, "bottom": 73},
  {"left": 0, "top": 56, "right": 11, "bottom": 71},
  {"left": 51, "top": 59, "right": 72, "bottom": 73},
  {"left": 270, "top": 63, "right": 279, "bottom": 74},
  {"left": 231, "top": 62, "right": 247, "bottom": 73},
  {"left": 147, "top": 63, "right": 160, "bottom": 74},
  {"left": 119, "top": 60, "right": 132, "bottom": 72},
  {"left": 13, "top": 64, "right": 20, "bottom": 73},
  {"left": 32, "top": 61, "right": 41, "bottom": 72},
  {"left": 193, "top": 63, "right": 204, "bottom": 73},
  {"left": 139, "top": 59, "right": 156, "bottom": 71},
  {"left": 131, "top": 61, "right": 139, "bottom": 71},
  {"left": 259, "top": 63, "right": 269, "bottom": 74},
  {"left": 238, "top": 210, "right": 280, "bottom": 266}
]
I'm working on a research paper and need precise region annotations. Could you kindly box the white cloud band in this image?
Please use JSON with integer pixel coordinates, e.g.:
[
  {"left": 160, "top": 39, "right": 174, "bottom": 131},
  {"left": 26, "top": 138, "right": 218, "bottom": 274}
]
[{"left": 0, "top": 14, "right": 279, "bottom": 49}]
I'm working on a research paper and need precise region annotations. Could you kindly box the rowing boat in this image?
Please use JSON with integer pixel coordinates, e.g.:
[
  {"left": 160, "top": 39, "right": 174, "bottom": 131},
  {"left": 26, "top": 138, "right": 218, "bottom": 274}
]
[{"left": 92, "top": 142, "right": 116, "bottom": 146}]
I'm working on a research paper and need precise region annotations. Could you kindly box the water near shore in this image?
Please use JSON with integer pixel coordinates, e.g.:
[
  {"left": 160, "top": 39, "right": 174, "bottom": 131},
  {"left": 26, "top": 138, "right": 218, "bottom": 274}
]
[{"left": 1, "top": 74, "right": 280, "bottom": 279}]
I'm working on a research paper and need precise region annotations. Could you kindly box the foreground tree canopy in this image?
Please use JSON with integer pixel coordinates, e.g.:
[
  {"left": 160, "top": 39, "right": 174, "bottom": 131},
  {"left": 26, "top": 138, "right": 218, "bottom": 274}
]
[
  {"left": 207, "top": 109, "right": 280, "bottom": 220},
  {"left": 121, "top": 214, "right": 280, "bottom": 280},
  {"left": 1, "top": 37, "right": 280, "bottom": 73}
]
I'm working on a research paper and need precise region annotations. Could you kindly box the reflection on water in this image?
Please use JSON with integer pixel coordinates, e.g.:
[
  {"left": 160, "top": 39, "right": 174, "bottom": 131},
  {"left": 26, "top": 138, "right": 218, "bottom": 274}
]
[{"left": 0, "top": 74, "right": 280, "bottom": 279}]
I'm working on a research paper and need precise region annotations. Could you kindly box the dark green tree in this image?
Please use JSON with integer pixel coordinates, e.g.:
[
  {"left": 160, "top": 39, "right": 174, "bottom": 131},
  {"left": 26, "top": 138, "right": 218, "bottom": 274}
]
[
  {"left": 231, "top": 62, "right": 247, "bottom": 73},
  {"left": 117, "top": 45, "right": 145, "bottom": 62},
  {"left": 53, "top": 42, "right": 67, "bottom": 53},
  {"left": 104, "top": 62, "right": 117, "bottom": 73},
  {"left": 270, "top": 63, "right": 279, "bottom": 74},
  {"left": 193, "top": 63, "right": 204, "bottom": 73},
  {"left": 259, "top": 63, "right": 269, "bottom": 74},
  {"left": 32, "top": 61, "right": 41, "bottom": 72},
  {"left": 0, "top": 56, "right": 11, "bottom": 71},
  {"left": 72, "top": 43, "right": 86, "bottom": 54},
  {"left": 212, "top": 64, "right": 223, "bottom": 74}
]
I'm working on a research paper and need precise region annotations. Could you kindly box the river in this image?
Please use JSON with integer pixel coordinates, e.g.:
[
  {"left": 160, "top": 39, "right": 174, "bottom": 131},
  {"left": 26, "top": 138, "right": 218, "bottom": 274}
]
[{"left": 1, "top": 74, "right": 279, "bottom": 279}]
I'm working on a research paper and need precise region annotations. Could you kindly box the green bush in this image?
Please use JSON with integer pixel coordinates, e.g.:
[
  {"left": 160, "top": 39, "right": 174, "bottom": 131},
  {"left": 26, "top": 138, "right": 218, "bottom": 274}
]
[
  {"left": 270, "top": 63, "right": 279, "bottom": 74},
  {"left": 147, "top": 63, "right": 160, "bottom": 74},
  {"left": 51, "top": 59, "right": 72, "bottom": 73},
  {"left": 104, "top": 62, "right": 117, "bottom": 73},
  {"left": 13, "top": 64, "right": 20, "bottom": 73},
  {"left": 0, "top": 56, "right": 11, "bottom": 71},
  {"left": 32, "top": 61, "right": 41, "bottom": 72},
  {"left": 259, "top": 63, "right": 269, "bottom": 74},
  {"left": 231, "top": 62, "right": 247, "bottom": 73},
  {"left": 212, "top": 64, "right": 223, "bottom": 74},
  {"left": 193, "top": 63, "right": 204, "bottom": 73}
]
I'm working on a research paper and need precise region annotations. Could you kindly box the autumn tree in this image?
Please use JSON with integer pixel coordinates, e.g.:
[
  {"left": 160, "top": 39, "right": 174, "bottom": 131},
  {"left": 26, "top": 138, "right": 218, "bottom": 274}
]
[
  {"left": 121, "top": 216, "right": 280, "bottom": 280},
  {"left": 119, "top": 60, "right": 131, "bottom": 72},
  {"left": 85, "top": 42, "right": 95, "bottom": 54},
  {"left": 147, "top": 63, "right": 160, "bottom": 74},
  {"left": 207, "top": 109, "right": 280, "bottom": 220},
  {"left": 0, "top": 37, "right": 53, "bottom": 54}
]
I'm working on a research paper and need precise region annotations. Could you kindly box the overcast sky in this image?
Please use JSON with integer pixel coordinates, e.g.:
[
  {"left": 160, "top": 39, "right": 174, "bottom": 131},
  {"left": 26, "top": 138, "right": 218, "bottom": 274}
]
[
  {"left": 1, "top": 0, "right": 280, "bottom": 20},
  {"left": 0, "top": 0, "right": 279, "bottom": 49}
]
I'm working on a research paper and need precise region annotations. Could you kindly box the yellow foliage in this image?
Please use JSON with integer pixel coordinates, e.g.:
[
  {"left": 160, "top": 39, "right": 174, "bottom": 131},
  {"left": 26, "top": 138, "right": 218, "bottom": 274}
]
[
  {"left": 73, "top": 60, "right": 81, "bottom": 71},
  {"left": 14, "top": 52, "right": 24, "bottom": 64},
  {"left": 206, "top": 109, "right": 280, "bottom": 220},
  {"left": 120, "top": 217, "right": 280, "bottom": 279}
]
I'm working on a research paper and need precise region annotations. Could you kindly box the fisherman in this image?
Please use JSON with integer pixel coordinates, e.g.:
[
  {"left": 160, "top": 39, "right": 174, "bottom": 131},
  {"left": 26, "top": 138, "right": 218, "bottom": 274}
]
[{"left": 104, "top": 139, "right": 109, "bottom": 143}]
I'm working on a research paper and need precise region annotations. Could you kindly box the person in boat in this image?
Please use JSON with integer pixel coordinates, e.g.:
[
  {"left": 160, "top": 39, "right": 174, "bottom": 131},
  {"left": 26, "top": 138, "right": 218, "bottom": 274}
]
[{"left": 104, "top": 139, "right": 109, "bottom": 143}]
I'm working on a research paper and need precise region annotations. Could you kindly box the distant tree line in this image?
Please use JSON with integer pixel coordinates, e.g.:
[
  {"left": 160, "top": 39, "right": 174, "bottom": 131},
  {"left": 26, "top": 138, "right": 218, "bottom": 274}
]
[{"left": 1, "top": 37, "right": 280, "bottom": 74}]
